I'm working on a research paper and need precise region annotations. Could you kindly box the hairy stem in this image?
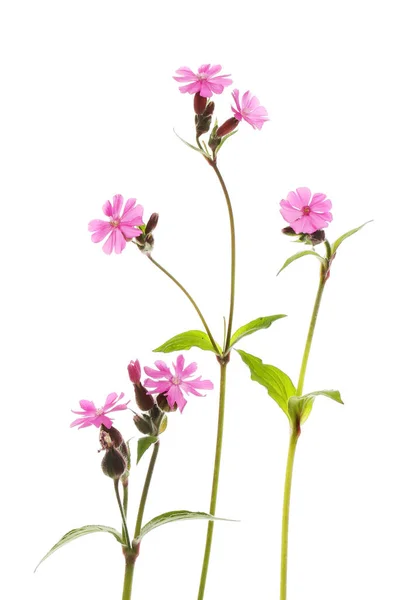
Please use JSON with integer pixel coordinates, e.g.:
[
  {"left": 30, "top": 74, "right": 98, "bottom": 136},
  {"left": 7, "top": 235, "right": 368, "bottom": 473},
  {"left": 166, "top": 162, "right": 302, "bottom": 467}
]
[
  {"left": 147, "top": 256, "right": 220, "bottom": 355},
  {"left": 197, "top": 361, "right": 227, "bottom": 599}
]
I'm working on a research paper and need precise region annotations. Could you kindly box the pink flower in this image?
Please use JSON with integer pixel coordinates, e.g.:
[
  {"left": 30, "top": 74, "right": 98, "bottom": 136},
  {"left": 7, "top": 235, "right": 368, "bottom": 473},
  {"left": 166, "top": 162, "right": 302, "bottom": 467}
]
[
  {"left": 143, "top": 355, "right": 213, "bottom": 413},
  {"left": 280, "top": 187, "right": 333, "bottom": 234},
  {"left": 88, "top": 194, "right": 144, "bottom": 255},
  {"left": 173, "top": 64, "right": 232, "bottom": 98},
  {"left": 70, "top": 393, "right": 129, "bottom": 429},
  {"left": 231, "top": 89, "right": 269, "bottom": 130}
]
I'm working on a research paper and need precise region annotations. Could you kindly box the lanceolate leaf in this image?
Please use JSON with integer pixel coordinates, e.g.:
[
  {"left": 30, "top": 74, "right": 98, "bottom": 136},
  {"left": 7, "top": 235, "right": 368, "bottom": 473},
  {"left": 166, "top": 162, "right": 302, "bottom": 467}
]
[
  {"left": 277, "top": 250, "right": 327, "bottom": 275},
  {"left": 331, "top": 221, "right": 372, "bottom": 255},
  {"left": 229, "top": 315, "right": 286, "bottom": 348},
  {"left": 173, "top": 130, "right": 211, "bottom": 159},
  {"left": 216, "top": 129, "right": 238, "bottom": 153},
  {"left": 35, "top": 525, "right": 123, "bottom": 571},
  {"left": 236, "top": 349, "right": 295, "bottom": 417},
  {"left": 137, "top": 510, "right": 236, "bottom": 541},
  {"left": 288, "top": 389, "right": 343, "bottom": 425},
  {"left": 137, "top": 436, "right": 158, "bottom": 465},
  {"left": 153, "top": 330, "right": 221, "bottom": 354}
]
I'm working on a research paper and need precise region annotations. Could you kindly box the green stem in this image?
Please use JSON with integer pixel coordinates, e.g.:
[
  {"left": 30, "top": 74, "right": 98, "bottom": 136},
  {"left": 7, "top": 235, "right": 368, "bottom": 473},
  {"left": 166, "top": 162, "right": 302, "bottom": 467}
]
[
  {"left": 280, "top": 429, "right": 300, "bottom": 600},
  {"left": 211, "top": 163, "right": 236, "bottom": 352},
  {"left": 296, "top": 269, "right": 327, "bottom": 396},
  {"left": 134, "top": 439, "right": 160, "bottom": 539},
  {"left": 121, "top": 558, "right": 135, "bottom": 600},
  {"left": 114, "top": 479, "right": 131, "bottom": 551},
  {"left": 147, "top": 255, "right": 220, "bottom": 355},
  {"left": 197, "top": 361, "right": 227, "bottom": 600}
]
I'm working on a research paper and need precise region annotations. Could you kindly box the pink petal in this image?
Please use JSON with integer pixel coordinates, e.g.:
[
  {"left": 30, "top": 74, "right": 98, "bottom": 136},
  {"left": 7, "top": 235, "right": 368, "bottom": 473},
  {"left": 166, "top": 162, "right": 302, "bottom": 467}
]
[
  {"left": 291, "top": 215, "right": 312, "bottom": 234},
  {"left": 113, "top": 229, "right": 126, "bottom": 254},
  {"left": 120, "top": 224, "right": 141, "bottom": 239},
  {"left": 103, "top": 392, "right": 119, "bottom": 410},
  {"left": 174, "top": 355, "right": 186, "bottom": 377},
  {"left": 79, "top": 400, "right": 96, "bottom": 413},
  {"left": 280, "top": 204, "right": 302, "bottom": 223},
  {"left": 181, "top": 361, "right": 198, "bottom": 379},
  {"left": 199, "top": 80, "right": 213, "bottom": 97},
  {"left": 112, "top": 195, "right": 124, "bottom": 219},
  {"left": 143, "top": 379, "right": 171, "bottom": 394},
  {"left": 308, "top": 213, "right": 331, "bottom": 230},
  {"left": 167, "top": 385, "right": 187, "bottom": 412},
  {"left": 178, "top": 81, "right": 201, "bottom": 94},
  {"left": 91, "top": 223, "right": 113, "bottom": 243},
  {"left": 88, "top": 219, "right": 109, "bottom": 232},
  {"left": 102, "top": 231, "right": 115, "bottom": 255},
  {"left": 310, "top": 197, "right": 332, "bottom": 212},
  {"left": 296, "top": 188, "right": 312, "bottom": 205},
  {"left": 102, "top": 201, "right": 113, "bottom": 217},
  {"left": 286, "top": 190, "right": 307, "bottom": 209}
]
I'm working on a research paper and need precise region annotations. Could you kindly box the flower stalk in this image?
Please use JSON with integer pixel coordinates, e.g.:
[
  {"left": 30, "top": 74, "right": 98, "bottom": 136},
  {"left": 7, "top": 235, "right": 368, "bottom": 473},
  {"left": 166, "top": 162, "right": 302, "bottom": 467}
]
[
  {"left": 198, "top": 164, "right": 236, "bottom": 599},
  {"left": 134, "top": 439, "right": 160, "bottom": 539},
  {"left": 280, "top": 260, "right": 329, "bottom": 600},
  {"left": 147, "top": 255, "right": 220, "bottom": 355}
]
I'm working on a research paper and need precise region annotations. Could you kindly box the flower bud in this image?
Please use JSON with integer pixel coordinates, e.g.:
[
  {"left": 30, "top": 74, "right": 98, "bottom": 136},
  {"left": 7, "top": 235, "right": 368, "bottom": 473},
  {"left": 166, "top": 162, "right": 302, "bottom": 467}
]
[
  {"left": 99, "top": 425, "right": 124, "bottom": 450},
  {"left": 203, "top": 101, "right": 215, "bottom": 117},
  {"left": 282, "top": 226, "right": 297, "bottom": 236},
  {"left": 101, "top": 448, "right": 127, "bottom": 480},
  {"left": 145, "top": 213, "right": 159, "bottom": 235},
  {"left": 133, "top": 413, "right": 155, "bottom": 435},
  {"left": 128, "top": 360, "right": 141, "bottom": 385},
  {"left": 156, "top": 393, "right": 177, "bottom": 413},
  {"left": 216, "top": 117, "right": 239, "bottom": 138},
  {"left": 134, "top": 382, "right": 155, "bottom": 411},
  {"left": 196, "top": 114, "right": 213, "bottom": 137},
  {"left": 194, "top": 92, "right": 207, "bottom": 115}
]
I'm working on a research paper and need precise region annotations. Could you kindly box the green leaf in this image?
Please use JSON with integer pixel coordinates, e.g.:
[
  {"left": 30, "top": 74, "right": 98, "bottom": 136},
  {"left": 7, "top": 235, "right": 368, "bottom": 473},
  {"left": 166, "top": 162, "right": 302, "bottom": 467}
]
[
  {"left": 236, "top": 350, "right": 295, "bottom": 417},
  {"left": 137, "top": 436, "right": 158, "bottom": 465},
  {"left": 331, "top": 221, "right": 372, "bottom": 255},
  {"left": 137, "top": 510, "right": 236, "bottom": 541},
  {"left": 277, "top": 250, "right": 327, "bottom": 275},
  {"left": 288, "top": 389, "right": 343, "bottom": 425},
  {"left": 153, "top": 330, "right": 221, "bottom": 354},
  {"left": 229, "top": 315, "right": 286, "bottom": 348},
  {"left": 35, "top": 525, "right": 123, "bottom": 571},
  {"left": 216, "top": 129, "right": 238, "bottom": 153},
  {"left": 173, "top": 129, "right": 211, "bottom": 159}
]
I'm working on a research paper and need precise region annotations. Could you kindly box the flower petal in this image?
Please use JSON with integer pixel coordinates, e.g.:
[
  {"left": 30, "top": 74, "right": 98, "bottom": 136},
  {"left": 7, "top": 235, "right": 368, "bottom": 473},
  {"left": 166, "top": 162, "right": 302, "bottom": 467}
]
[{"left": 112, "top": 194, "right": 124, "bottom": 219}]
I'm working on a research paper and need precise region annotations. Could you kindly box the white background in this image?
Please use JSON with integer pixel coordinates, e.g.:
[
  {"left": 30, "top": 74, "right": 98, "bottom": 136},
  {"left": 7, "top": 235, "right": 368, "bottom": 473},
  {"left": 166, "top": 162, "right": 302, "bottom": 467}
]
[{"left": 1, "top": 1, "right": 399, "bottom": 598}]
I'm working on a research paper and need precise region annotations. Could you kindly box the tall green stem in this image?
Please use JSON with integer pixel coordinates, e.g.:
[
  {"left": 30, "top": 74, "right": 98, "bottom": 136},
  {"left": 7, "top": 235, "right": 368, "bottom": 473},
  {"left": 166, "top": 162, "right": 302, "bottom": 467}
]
[
  {"left": 280, "top": 263, "right": 328, "bottom": 600},
  {"left": 147, "top": 255, "right": 220, "bottom": 355},
  {"left": 212, "top": 163, "right": 236, "bottom": 352},
  {"left": 197, "top": 163, "right": 235, "bottom": 599},
  {"left": 280, "top": 429, "right": 300, "bottom": 600},
  {"left": 122, "top": 559, "right": 135, "bottom": 600},
  {"left": 114, "top": 479, "right": 131, "bottom": 551},
  {"left": 198, "top": 361, "right": 227, "bottom": 599},
  {"left": 134, "top": 439, "right": 160, "bottom": 538},
  {"left": 296, "top": 269, "right": 327, "bottom": 396}
]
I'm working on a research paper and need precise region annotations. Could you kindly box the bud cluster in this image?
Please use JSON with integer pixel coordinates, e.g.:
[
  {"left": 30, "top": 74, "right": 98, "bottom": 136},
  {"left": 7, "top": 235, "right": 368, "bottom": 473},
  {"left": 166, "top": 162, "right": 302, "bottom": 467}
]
[
  {"left": 128, "top": 361, "right": 169, "bottom": 437},
  {"left": 99, "top": 425, "right": 130, "bottom": 481},
  {"left": 134, "top": 213, "right": 159, "bottom": 255},
  {"left": 194, "top": 92, "right": 215, "bottom": 138}
]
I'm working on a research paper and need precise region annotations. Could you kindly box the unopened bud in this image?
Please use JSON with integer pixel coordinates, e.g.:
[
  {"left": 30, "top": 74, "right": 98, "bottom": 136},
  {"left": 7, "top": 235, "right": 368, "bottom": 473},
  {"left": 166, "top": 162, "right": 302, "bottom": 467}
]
[
  {"left": 203, "top": 101, "right": 215, "bottom": 117},
  {"left": 99, "top": 425, "right": 124, "bottom": 450},
  {"left": 216, "top": 117, "right": 239, "bottom": 138},
  {"left": 156, "top": 393, "right": 177, "bottom": 413},
  {"left": 133, "top": 413, "right": 155, "bottom": 435},
  {"left": 128, "top": 360, "right": 141, "bottom": 384},
  {"left": 145, "top": 213, "right": 159, "bottom": 235},
  {"left": 194, "top": 92, "right": 208, "bottom": 115},
  {"left": 101, "top": 448, "right": 127, "bottom": 480},
  {"left": 282, "top": 226, "right": 296, "bottom": 236},
  {"left": 134, "top": 382, "right": 155, "bottom": 411},
  {"left": 196, "top": 114, "right": 212, "bottom": 137}
]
